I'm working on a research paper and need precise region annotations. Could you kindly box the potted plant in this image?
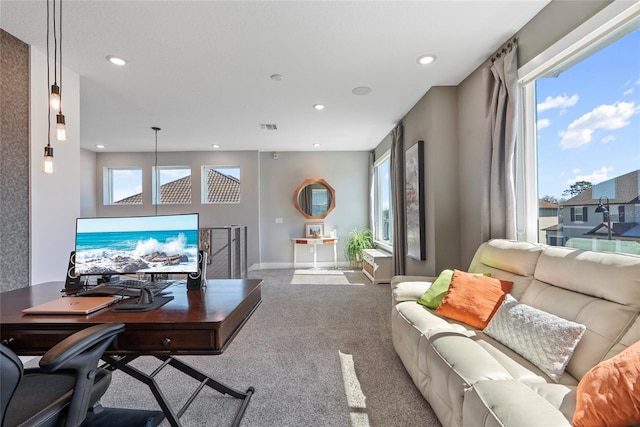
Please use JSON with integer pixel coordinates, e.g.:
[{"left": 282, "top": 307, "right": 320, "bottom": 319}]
[{"left": 344, "top": 227, "right": 374, "bottom": 268}]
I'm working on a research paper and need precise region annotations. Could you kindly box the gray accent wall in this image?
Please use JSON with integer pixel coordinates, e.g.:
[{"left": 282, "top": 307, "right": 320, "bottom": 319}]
[
  {"left": 95, "top": 150, "right": 262, "bottom": 267},
  {"left": 89, "top": 150, "right": 369, "bottom": 269},
  {"left": 258, "top": 151, "right": 370, "bottom": 267},
  {"left": 1, "top": 29, "right": 30, "bottom": 292}
]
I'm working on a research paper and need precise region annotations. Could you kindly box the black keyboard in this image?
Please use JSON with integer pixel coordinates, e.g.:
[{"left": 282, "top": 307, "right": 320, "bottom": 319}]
[{"left": 76, "top": 280, "right": 174, "bottom": 297}]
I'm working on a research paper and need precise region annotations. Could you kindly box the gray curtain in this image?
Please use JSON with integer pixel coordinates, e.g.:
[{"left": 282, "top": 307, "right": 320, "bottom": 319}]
[
  {"left": 481, "top": 41, "right": 518, "bottom": 242},
  {"left": 368, "top": 152, "right": 375, "bottom": 230},
  {"left": 390, "top": 122, "right": 405, "bottom": 276}
]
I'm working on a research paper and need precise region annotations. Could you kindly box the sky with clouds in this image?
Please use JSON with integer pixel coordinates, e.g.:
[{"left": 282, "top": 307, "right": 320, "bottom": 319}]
[{"left": 536, "top": 27, "right": 640, "bottom": 199}]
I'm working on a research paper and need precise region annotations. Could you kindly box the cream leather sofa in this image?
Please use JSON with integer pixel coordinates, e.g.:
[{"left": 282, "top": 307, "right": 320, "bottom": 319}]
[{"left": 391, "top": 239, "right": 640, "bottom": 427}]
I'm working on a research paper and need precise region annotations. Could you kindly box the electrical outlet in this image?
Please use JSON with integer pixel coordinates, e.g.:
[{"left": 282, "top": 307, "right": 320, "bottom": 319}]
[{"left": 275, "top": 217, "right": 283, "bottom": 223}]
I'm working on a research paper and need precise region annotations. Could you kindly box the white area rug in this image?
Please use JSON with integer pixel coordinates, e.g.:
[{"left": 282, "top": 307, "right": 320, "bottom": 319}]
[{"left": 292, "top": 269, "right": 349, "bottom": 285}]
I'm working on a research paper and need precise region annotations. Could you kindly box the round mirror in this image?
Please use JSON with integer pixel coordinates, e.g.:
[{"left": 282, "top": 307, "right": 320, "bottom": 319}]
[{"left": 294, "top": 178, "right": 336, "bottom": 220}]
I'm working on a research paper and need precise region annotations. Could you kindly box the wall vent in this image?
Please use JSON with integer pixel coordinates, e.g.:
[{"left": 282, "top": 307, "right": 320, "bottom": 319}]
[{"left": 259, "top": 123, "right": 278, "bottom": 130}]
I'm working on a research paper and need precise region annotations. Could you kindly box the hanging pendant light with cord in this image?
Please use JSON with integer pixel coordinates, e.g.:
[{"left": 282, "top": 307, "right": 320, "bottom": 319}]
[
  {"left": 42, "top": 0, "right": 55, "bottom": 174},
  {"left": 152, "top": 127, "right": 161, "bottom": 215},
  {"left": 49, "top": 0, "right": 59, "bottom": 112},
  {"left": 54, "top": 0, "right": 66, "bottom": 141}
]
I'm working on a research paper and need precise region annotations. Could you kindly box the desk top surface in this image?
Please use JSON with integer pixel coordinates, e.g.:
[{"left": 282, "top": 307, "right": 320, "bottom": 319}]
[{"left": 0, "top": 279, "right": 262, "bottom": 328}]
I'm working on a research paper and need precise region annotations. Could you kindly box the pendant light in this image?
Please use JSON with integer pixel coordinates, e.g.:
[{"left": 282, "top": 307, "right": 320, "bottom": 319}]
[
  {"left": 152, "top": 126, "right": 161, "bottom": 215},
  {"left": 42, "top": 0, "right": 55, "bottom": 174},
  {"left": 54, "top": 0, "right": 66, "bottom": 141},
  {"left": 49, "top": 0, "right": 59, "bottom": 112}
]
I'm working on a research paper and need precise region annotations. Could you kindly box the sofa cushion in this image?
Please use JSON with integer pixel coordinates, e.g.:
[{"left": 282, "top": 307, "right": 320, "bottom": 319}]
[
  {"left": 435, "top": 270, "right": 507, "bottom": 329},
  {"left": 572, "top": 340, "right": 640, "bottom": 427},
  {"left": 534, "top": 246, "right": 640, "bottom": 309},
  {"left": 463, "top": 381, "right": 572, "bottom": 427},
  {"left": 467, "top": 239, "right": 543, "bottom": 299},
  {"left": 484, "top": 295, "right": 586, "bottom": 382},
  {"left": 520, "top": 279, "right": 638, "bottom": 381}
]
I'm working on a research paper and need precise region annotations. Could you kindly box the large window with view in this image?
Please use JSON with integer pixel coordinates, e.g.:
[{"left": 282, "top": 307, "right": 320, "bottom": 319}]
[
  {"left": 373, "top": 153, "right": 393, "bottom": 249},
  {"left": 104, "top": 168, "right": 143, "bottom": 205},
  {"left": 152, "top": 166, "right": 192, "bottom": 204},
  {"left": 523, "top": 10, "right": 639, "bottom": 255}
]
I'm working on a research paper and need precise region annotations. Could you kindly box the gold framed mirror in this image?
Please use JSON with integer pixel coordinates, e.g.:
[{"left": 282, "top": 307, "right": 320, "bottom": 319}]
[{"left": 294, "top": 178, "right": 335, "bottom": 220}]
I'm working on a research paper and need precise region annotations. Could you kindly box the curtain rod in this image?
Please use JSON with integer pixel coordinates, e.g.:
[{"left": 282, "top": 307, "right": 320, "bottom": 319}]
[{"left": 491, "top": 38, "right": 518, "bottom": 63}]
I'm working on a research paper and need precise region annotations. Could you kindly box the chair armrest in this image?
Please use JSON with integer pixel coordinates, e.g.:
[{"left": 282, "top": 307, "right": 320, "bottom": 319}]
[{"left": 40, "top": 323, "right": 125, "bottom": 372}]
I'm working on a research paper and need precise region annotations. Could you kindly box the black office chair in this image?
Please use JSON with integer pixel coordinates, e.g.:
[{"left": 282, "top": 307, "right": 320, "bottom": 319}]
[{"left": 0, "top": 323, "right": 128, "bottom": 427}]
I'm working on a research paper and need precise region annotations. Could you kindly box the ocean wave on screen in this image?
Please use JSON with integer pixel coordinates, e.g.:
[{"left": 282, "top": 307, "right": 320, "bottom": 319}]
[{"left": 134, "top": 233, "right": 188, "bottom": 257}]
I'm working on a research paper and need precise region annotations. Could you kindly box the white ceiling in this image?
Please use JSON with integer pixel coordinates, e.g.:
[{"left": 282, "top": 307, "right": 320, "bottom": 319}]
[{"left": 1, "top": 1, "right": 550, "bottom": 153}]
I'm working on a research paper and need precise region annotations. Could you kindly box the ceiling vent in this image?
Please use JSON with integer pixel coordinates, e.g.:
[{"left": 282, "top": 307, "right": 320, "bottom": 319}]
[{"left": 259, "top": 123, "right": 278, "bottom": 131}]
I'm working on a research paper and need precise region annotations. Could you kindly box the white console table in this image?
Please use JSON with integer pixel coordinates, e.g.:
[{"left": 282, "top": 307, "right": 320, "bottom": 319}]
[{"left": 291, "top": 238, "right": 338, "bottom": 269}]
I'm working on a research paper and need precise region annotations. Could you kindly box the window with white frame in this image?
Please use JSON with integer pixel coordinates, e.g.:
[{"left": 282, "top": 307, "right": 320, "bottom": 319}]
[
  {"left": 152, "top": 166, "right": 192, "bottom": 204},
  {"left": 373, "top": 152, "right": 393, "bottom": 249},
  {"left": 104, "top": 167, "right": 143, "bottom": 205},
  {"left": 519, "top": 4, "right": 640, "bottom": 254},
  {"left": 201, "top": 166, "right": 240, "bottom": 204}
]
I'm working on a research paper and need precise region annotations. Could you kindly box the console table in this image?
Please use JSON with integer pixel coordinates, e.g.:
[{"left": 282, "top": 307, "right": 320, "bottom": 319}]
[{"left": 291, "top": 238, "right": 338, "bottom": 269}]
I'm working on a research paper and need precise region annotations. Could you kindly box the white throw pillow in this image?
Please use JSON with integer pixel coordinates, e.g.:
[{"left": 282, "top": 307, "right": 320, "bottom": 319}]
[{"left": 484, "top": 294, "right": 586, "bottom": 382}]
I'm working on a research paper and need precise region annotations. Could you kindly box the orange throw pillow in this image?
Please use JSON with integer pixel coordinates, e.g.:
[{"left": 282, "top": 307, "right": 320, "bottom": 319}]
[
  {"left": 572, "top": 340, "right": 640, "bottom": 427},
  {"left": 435, "top": 269, "right": 508, "bottom": 329}
]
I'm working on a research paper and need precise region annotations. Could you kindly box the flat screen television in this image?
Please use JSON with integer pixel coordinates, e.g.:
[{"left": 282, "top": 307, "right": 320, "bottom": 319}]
[{"left": 74, "top": 213, "right": 199, "bottom": 276}]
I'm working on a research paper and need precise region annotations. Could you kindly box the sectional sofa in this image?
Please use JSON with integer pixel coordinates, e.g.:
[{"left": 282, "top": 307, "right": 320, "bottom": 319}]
[{"left": 391, "top": 239, "right": 640, "bottom": 427}]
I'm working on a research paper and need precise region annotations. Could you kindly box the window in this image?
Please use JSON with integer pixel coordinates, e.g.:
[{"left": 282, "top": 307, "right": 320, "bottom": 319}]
[
  {"left": 104, "top": 168, "right": 143, "bottom": 205},
  {"left": 201, "top": 166, "right": 240, "bottom": 204},
  {"left": 373, "top": 152, "right": 393, "bottom": 249},
  {"left": 152, "top": 166, "right": 192, "bottom": 204},
  {"left": 520, "top": 4, "right": 640, "bottom": 255}
]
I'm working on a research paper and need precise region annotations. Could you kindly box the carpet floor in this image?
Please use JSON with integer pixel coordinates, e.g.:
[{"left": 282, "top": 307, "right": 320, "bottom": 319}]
[{"left": 97, "top": 268, "right": 441, "bottom": 427}]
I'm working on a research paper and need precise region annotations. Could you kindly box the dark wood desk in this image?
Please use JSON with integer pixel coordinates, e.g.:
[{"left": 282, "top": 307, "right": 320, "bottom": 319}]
[{"left": 0, "top": 279, "right": 263, "bottom": 426}]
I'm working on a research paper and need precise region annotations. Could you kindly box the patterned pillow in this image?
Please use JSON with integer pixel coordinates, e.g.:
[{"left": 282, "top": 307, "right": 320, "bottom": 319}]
[{"left": 484, "top": 294, "right": 586, "bottom": 382}]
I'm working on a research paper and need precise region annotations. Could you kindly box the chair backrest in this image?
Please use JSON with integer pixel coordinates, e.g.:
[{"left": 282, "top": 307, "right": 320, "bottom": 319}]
[{"left": 0, "top": 345, "right": 23, "bottom": 426}]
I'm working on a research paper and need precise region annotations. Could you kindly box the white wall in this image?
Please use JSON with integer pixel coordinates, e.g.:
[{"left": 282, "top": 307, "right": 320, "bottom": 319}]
[
  {"left": 80, "top": 149, "right": 97, "bottom": 217},
  {"left": 30, "top": 48, "right": 81, "bottom": 285}
]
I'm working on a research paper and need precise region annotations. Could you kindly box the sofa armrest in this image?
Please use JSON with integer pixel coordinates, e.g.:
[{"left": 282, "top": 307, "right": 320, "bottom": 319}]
[
  {"left": 391, "top": 278, "right": 435, "bottom": 303},
  {"left": 463, "top": 381, "right": 571, "bottom": 427}
]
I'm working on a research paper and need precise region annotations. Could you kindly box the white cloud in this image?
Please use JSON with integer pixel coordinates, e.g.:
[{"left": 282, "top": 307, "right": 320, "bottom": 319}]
[
  {"left": 537, "top": 94, "right": 579, "bottom": 113},
  {"left": 601, "top": 135, "right": 616, "bottom": 144},
  {"left": 623, "top": 87, "right": 634, "bottom": 96},
  {"left": 559, "top": 101, "right": 637, "bottom": 149},
  {"left": 567, "top": 166, "right": 614, "bottom": 185},
  {"left": 537, "top": 118, "right": 551, "bottom": 131},
  {"left": 572, "top": 168, "right": 581, "bottom": 174}
]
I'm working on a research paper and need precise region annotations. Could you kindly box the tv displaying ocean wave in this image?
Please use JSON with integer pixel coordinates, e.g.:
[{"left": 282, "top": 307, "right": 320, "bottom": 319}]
[{"left": 74, "top": 214, "right": 199, "bottom": 275}]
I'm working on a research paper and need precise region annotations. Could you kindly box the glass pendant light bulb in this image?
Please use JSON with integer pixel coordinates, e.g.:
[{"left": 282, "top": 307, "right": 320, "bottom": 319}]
[
  {"left": 50, "top": 84, "right": 60, "bottom": 111},
  {"left": 56, "top": 112, "right": 66, "bottom": 141},
  {"left": 42, "top": 146, "right": 55, "bottom": 174}
]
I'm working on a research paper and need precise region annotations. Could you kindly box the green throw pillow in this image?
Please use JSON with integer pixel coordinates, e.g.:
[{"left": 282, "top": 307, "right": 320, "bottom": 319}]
[{"left": 417, "top": 269, "right": 454, "bottom": 309}]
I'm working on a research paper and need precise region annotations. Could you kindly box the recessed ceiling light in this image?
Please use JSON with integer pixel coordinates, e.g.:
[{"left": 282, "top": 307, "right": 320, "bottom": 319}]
[
  {"left": 416, "top": 54, "right": 437, "bottom": 65},
  {"left": 312, "top": 143, "right": 321, "bottom": 147},
  {"left": 313, "top": 104, "right": 325, "bottom": 110},
  {"left": 211, "top": 144, "right": 220, "bottom": 149},
  {"left": 270, "top": 74, "right": 284, "bottom": 81},
  {"left": 95, "top": 144, "right": 105, "bottom": 149},
  {"left": 352, "top": 86, "right": 372, "bottom": 96},
  {"left": 106, "top": 55, "right": 127, "bottom": 66}
]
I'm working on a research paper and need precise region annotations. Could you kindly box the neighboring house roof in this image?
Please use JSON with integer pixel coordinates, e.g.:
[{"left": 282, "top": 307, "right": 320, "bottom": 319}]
[
  {"left": 115, "top": 169, "right": 239, "bottom": 204},
  {"left": 563, "top": 169, "right": 640, "bottom": 206},
  {"left": 584, "top": 222, "right": 640, "bottom": 238},
  {"left": 205, "top": 169, "right": 240, "bottom": 203},
  {"left": 539, "top": 200, "right": 558, "bottom": 209},
  {"left": 543, "top": 224, "right": 563, "bottom": 232}
]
